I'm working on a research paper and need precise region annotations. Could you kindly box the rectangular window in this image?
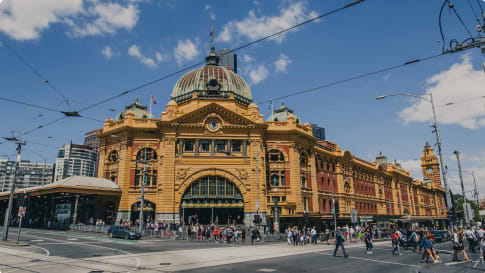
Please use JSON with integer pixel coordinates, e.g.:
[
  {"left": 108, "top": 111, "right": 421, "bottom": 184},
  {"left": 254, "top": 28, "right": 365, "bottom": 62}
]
[
  {"left": 151, "top": 170, "right": 157, "bottom": 186},
  {"left": 200, "top": 140, "right": 210, "bottom": 152},
  {"left": 192, "top": 182, "right": 199, "bottom": 195},
  {"left": 184, "top": 139, "right": 194, "bottom": 152},
  {"left": 226, "top": 183, "right": 233, "bottom": 195},
  {"left": 216, "top": 140, "right": 226, "bottom": 152},
  {"left": 218, "top": 179, "right": 225, "bottom": 196},
  {"left": 232, "top": 140, "right": 241, "bottom": 152},
  {"left": 271, "top": 173, "right": 279, "bottom": 186},
  {"left": 280, "top": 171, "right": 286, "bottom": 186},
  {"left": 135, "top": 170, "right": 140, "bottom": 186}
]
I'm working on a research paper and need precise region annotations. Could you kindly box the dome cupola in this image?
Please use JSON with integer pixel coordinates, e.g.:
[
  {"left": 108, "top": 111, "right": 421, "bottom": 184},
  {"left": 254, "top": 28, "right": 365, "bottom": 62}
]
[
  {"left": 170, "top": 48, "right": 252, "bottom": 106},
  {"left": 115, "top": 96, "right": 154, "bottom": 121}
]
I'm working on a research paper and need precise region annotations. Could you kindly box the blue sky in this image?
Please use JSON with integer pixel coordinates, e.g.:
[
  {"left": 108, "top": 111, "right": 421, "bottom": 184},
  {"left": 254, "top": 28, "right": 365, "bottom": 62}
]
[{"left": 1, "top": 0, "right": 484, "bottom": 197}]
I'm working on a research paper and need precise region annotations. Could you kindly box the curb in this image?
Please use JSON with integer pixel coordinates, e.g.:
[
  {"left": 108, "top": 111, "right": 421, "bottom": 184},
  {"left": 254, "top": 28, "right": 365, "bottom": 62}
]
[{"left": 0, "top": 240, "right": 30, "bottom": 247}]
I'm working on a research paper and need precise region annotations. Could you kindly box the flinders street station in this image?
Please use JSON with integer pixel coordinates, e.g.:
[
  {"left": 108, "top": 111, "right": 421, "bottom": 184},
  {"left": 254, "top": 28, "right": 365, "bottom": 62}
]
[{"left": 92, "top": 48, "right": 447, "bottom": 230}]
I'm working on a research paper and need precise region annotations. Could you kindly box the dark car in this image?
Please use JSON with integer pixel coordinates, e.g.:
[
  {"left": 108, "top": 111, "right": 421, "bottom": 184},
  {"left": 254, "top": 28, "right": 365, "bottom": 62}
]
[
  {"left": 107, "top": 225, "right": 142, "bottom": 240},
  {"left": 429, "top": 230, "right": 449, "bottom": 243}
]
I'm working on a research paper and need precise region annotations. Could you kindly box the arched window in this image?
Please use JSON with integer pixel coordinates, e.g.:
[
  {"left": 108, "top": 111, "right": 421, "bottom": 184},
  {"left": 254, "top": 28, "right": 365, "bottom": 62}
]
[
  {"left": 107, "top": 150, "right": 119, "bottom": 163},
  {"left": 268, "top": 150, "right": 284, "bottom": 162},
  {"left": 136, "top": 148, "right": 157, "bottom": 161}
]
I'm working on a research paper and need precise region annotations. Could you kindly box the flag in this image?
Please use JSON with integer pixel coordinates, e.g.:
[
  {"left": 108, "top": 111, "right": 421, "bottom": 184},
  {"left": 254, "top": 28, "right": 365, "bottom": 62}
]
[{"left": 151, "top": 96, "right": 157, "bottom": 105}]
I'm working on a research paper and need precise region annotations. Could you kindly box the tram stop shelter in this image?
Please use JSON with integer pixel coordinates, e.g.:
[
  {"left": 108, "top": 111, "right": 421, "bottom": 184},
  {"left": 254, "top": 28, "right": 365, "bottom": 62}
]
[{"left": 0, "top": 176, "right": 121, "bottom": 229}]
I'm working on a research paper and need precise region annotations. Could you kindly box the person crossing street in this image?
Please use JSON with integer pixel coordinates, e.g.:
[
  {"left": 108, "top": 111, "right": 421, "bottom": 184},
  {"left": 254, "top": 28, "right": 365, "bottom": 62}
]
[{"left": 333, "top": 227, "right": 348, "bottom": 258}]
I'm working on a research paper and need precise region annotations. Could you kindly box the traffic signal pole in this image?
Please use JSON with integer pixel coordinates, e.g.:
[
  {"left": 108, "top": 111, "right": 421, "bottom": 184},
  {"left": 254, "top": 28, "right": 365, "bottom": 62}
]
[{"left": 2, "top": 141, "right": 25, "bottom": 241}]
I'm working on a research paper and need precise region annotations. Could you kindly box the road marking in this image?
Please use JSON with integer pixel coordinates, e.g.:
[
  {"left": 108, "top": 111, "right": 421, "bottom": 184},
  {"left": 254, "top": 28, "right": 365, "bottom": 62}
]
[
  {"left": 30, "top": 239, "right": 43, "bottom": 242},
  {"left": 320, "top": 252, "right": 421, "bottom": 268},
  {"left": 257, "top": 269, "right": 277, "bottom": 272},
  {"left": 67, "top": 238, "right": 78, "bottom": 241},
  {"left": 445, "top": 260, "right": 477, "bottom": 266}
]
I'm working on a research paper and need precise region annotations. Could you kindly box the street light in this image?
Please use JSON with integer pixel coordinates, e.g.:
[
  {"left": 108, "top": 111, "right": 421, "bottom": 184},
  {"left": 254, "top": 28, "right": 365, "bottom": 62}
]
[
  {"left": 376, "top": 92, "right": 454, "bottom": 230},
  {"left": 463, "top": 170, "right": 479, "bottom": 210}
]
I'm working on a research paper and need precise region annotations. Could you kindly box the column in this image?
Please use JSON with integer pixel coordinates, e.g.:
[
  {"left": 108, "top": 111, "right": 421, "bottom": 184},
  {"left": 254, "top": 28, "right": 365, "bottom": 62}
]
[
  {"left": 178, "top": 139, "right": 183, "bottom": 157},
  {"left": 195, "top": 139, "right": 199, "bottom": 156},
  {"left": 211, "top": 139, "right": 215, "bottom": 156},
  {"left": 242, "top": 140, "right": 247, "bottom": 157}
]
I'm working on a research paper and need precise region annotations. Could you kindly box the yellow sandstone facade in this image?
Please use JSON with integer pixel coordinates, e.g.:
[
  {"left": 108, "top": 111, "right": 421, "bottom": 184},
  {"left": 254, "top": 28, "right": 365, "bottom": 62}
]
[{"left": 97, "top": 49, "right": 447, "bottom": 229}]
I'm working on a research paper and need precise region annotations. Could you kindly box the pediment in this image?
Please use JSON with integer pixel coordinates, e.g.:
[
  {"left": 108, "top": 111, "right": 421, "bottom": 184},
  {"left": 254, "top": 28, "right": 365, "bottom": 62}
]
[{"left": 165, "top": 103, "right": 263, "bottom": 128}]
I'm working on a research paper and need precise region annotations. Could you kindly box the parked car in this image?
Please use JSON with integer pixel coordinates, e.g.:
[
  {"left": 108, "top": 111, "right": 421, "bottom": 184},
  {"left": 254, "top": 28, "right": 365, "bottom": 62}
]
[
  {"left": 107, "top": 225, "right": 142, "bottom": 240},
  {"left": 429, "top": 230, "right": 450, "bottom": 243}
]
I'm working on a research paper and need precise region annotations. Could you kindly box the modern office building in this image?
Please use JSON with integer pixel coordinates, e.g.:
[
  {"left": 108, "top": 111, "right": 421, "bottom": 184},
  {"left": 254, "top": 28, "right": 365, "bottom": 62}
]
[
  {"left": 96, "top": 48, "right": 447, "bottom": 229},
  {"left": 216, "top": 49, "right": 237, "bottom": 73},
  {"left": 0, "top": 159, "right": 54, "bottom": 192},
  {"left": 84, "top": 128, "right": 103, "bottom": 151},
  {"left": 311, "top": 124, "right": 325, "bottom": 141},
  {"left": 54, "top": 144, "right": 98, "bottom": 182}
]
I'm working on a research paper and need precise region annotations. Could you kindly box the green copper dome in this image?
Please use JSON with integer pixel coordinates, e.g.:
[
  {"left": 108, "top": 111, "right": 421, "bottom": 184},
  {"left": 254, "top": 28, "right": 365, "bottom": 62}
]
[{"left": 115, "top": 96, "right": 154, "bottom": 121}]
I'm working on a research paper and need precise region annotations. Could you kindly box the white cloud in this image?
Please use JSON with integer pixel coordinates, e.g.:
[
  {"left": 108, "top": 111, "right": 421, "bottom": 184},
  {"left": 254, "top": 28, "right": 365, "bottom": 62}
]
[
  {"left": 274, "top": 53, "right": 292, "bottom": 73},
  {"left": 0, "top": 0, "right": 83, "bottom": 40},
  {"left": 400, "top": 159, "right": 423, "bottom": 180},
  {"left": 399, "top": 54, "right": 485, "bottom": 129},
  {"left": 204, "top": 4, "right": 215, "bottom": 20},
  {"left": 217, "top": 1, "right": 317, "bottom": 43},
  {"left": 128, "top": 45, "right": 156, "bottom": 68},
  {"left": 155, "top": 51, "right": 168, "bottom": 62},
  {"left": 447, "top": 150, "right": 485, "bottom": 200},
  {"left": 249, "top": 64, "right": 269, "bottom": 85},
  {"left": 0, "top": 0, "right": 139, "bottom": 41},
  {"left": 101, "top": 46, "right": 113, "bottom": 59},
  {"left": 173, "top": 38, "right": 200, "bottom": 66},
  {"left": 67, "top": 2, "right": 139, "bottom": 37},
  {"left": 241, "top": 54, "right": 254, "bottom": 63}
]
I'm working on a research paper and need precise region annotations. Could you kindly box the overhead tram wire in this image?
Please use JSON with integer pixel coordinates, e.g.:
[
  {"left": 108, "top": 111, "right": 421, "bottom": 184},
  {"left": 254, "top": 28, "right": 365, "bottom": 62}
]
[
  {"left": 76, "top": 0, "right": 366, "bottom": 114},
  {"left": 0, "top": 39, "right": 71, "bottom": 109},
  {"left": 17, "top": 116, "right": 67, "bottom": 138},
  {"left": 447, "top": 1, "right": 475, "bottom": 38},
  {"left": 466, "top": 0, "right": 481, "bottom": 23},
  {"left": 256, "top": 53, "right": 445, "bottom": 105}
]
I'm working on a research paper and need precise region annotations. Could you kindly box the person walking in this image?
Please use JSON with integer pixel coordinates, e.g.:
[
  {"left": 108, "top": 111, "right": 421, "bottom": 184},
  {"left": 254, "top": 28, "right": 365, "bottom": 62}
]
[
  {"left": 408, "top": 229, "right": 418, "bottom": 252},
  {"left": 311, "top": 226, "right": 318, "bottom": 245},
  {"left": 392, "top": 229, "right": 402, "bottom": 255},
  {"left": 365, "top": 229, "right": 373, "bottom": 254},
  {"left": 333, "top": 227, "right": 349, "bottom": 258},
  {"left": 465, "top": 226, "right": 478, "bottom": 253},
  {"left": 453, "top": 228, "right": 471, "bottom": 262}
]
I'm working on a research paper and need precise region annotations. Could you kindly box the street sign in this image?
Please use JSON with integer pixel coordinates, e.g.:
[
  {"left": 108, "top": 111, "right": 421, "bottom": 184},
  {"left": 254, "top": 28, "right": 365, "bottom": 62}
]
[
  {"left": 350, "top": 208, "right": 358, "bottom": 223},
  {"left": 18, "top": 206, "right": 26, "bottom": 217},
  {"left": 479, "top": 210, "right": 485, "bottom": 216},
  {"left": 256, "top": 200, "right": 260, "bottom": 209}
]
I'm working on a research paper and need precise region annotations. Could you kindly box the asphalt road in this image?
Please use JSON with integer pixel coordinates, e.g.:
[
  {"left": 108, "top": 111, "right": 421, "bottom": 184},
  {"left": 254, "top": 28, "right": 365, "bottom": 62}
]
[
  {"left": 181, "top": 242, "right": 485, "bottom": 273},
  {"left": 2, "top": 227, "right": 228, "bottom": 259},
  {"left": 1, "top": 228, "right": 485, "bottom": 273}
]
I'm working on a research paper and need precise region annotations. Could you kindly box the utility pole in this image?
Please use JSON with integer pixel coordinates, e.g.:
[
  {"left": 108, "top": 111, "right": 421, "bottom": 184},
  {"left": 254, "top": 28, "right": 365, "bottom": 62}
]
[
  {"left": 454, "top": 151, "right": 469, "bottom": 226},
  {"left": 377, "top": 93, "right": 454, "bottom": 231},
  {"left": 2, "top": 140, "right": 26, "bottom": 241}
]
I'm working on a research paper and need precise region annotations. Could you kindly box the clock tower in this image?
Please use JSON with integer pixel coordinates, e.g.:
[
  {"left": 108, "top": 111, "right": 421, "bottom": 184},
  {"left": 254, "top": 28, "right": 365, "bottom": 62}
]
[{"left": 421, "top": 142, "right": 442, "bottom": 189}]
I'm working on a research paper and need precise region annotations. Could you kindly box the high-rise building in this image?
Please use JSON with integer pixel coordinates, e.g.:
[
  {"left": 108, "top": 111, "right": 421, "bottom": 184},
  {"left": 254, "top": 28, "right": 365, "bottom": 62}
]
[
  {"left": 84, "top": 128, "right": 102, "bottom": 151},
  {"left": 311, "top": 124, "right": 325, "bottom": 140},
  {"left": 54, "top": 144, "right": 97, "bottom": 182},
  {"left": 0, "top": 159, "right": 55, "bottom": 192},
  {"left": 216, "top": 49, "right": 237, "bottom": 73}
]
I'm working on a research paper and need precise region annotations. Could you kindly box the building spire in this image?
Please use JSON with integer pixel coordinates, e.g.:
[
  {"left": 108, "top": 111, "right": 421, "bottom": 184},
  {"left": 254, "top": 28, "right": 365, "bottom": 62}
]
[{"left": 206, "top": 20, "right": 219, "bottom": 65}]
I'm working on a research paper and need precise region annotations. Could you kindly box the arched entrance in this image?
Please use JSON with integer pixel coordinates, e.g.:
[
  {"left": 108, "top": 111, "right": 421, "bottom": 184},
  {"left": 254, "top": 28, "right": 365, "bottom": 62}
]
[
  {"left": 131, "top": 200, "right": 156, "bottom": 224},
  {"left": 180, "top": 176, "right": 244, "bottom": 225}
]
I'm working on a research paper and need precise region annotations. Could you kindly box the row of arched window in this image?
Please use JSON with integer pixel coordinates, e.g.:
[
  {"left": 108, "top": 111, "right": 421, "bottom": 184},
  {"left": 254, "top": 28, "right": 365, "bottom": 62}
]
[{"left": 107, "top": 148, "right": 158, "bottom": 163}]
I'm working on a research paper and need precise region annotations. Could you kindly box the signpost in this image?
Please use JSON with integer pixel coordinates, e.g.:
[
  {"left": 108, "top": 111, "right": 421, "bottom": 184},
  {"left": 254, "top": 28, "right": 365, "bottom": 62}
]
[{"left": 17, "top": 206, "right": 26, "bottom": 244}]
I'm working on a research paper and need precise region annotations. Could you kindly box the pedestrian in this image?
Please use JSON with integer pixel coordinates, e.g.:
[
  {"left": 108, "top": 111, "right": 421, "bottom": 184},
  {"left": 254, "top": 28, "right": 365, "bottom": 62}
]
[
  {"left": 251, "top": 227, "right": 258, "bottom": 245},
  {"left": 452, "top": 227, "right": 471, "bottom": 262},
  {"left": 292, "top": 227, "right": 298, "bottom": 246},
  {"left": 333, "top": 227, "right": 349, "bottom": 258},
  {"left": 365, "top": 229, "right": 373, "bottom": 254},
  {"left": 311, "top": 226, "right": 318, "bottom": 245},
  {"left": 422, "top": 232, "right": 440, "bottom": 264},
  {"left": 287, "top": 228, "right": 292, "bottom": 245},
  {"left": 226, "top": 227, "right": 233, "bottom": 244},
  {"left": 408, "top": 229, "right": 418, "bottom": 252},
  {"left": 242, "top": 228, "right": 246, "bottom": 244},
  {"left": 392, "top": 229, "right": 402, "bottom": 255},
  {"left": 465, "top": 226, "right": 478, "bottom": 253}
]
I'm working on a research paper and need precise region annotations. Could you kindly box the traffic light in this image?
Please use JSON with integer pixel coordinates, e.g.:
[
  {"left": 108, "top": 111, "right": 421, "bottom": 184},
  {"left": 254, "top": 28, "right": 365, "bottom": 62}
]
[{"left": 253, "top": 214, "right": 261, "bottom": 224}]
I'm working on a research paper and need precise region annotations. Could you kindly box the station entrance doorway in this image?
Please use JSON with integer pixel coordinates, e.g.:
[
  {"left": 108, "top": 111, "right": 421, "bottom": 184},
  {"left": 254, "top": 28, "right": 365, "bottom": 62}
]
[{"left": 180, "top": 176, "right": 244, "bottom": 225}]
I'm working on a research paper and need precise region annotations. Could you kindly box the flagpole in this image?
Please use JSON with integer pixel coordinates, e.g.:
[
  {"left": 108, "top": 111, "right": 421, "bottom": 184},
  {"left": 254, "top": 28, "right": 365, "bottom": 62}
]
[
  {"left": 270, "top": 97, "right": 274, "bottom": 117},
  {"left": 149, "top": 94, "right": 152, "bottom": 115}
]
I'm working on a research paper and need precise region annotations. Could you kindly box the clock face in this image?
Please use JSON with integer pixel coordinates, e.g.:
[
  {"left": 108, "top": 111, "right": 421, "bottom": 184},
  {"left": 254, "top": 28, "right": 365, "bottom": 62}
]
[{"left": 208, "top": 120, "right": 219, "bottom": 131}]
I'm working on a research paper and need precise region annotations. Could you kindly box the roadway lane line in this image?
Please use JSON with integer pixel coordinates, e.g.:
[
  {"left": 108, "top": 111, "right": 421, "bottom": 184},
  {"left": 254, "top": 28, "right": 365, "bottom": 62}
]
[
  {"left": 9, "top": 232, "right": 142, "bottom": 273},
  {"left": 320, "top": 252, "right": 421, "bottom": 268}
]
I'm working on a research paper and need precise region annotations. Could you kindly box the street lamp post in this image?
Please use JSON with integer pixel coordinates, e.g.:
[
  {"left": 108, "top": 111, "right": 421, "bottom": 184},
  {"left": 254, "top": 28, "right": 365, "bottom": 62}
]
[
  {"left": 453, "top": 151, "right": 470, "bottom": 226},
  {"left": 463, "top": 171, "right": 479, "bottom": 210},
  {"left": 376, "top": 93, "right": 454, "bottom": 230}
]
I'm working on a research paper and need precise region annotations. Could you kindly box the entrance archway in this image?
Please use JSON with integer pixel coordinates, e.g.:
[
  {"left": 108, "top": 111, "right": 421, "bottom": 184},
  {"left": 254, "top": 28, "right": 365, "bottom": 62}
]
[
  {"left": 131, "top": 200, "right": 156, "bottom": 224},
  {"left": 180, "top": 176, "right": 244, "bottom": 225}
]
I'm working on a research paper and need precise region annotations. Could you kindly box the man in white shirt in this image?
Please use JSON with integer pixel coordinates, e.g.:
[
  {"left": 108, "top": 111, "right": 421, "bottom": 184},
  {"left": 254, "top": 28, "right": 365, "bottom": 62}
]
[
  {"left": 465, "top": 227, "right": 478, "bottom": 253},
  {"left": 311, "top": 226, "right": 318, "bottom": 245}
]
